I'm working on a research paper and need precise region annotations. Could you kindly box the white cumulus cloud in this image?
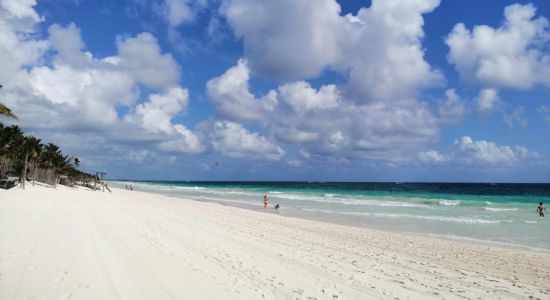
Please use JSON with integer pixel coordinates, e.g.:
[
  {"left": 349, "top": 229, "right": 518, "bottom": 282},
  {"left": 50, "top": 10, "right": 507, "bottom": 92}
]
[
  {"left": 452, "top": 136, "right": 540, "bottom": 166},
  {"left": 206, "top": 59, "right": 270, "bottom": 122},
  {"left": 475, "top": 88, "right": 500, "bottom": 114},
  {"left": 1, "top": 2, "right": 206, "bottom": 162},
  {"left": 436, "top": 89, "right": 466, "bottom": 124},
  {"left": 446, "top": 3, "right": 550, "bottom": 89},
  {"left": 221, "top": 0, "right": 443, "bottom": 102},
  {"left": 114, "top": 32, "right": 181, "bottom": 89},
  {"left": 420, "top": 137, "right": 541, "bottom": 167},
  {"left": 160, "top": 0, "right": 208, "bottom": 27},
  {"left": 207, "top": 60, "right": 439, "bottom": 162},
  {"left": 204, "top": 120, "right": 285, "bottom": 161},
  {"left": 126, "top": 87, "right": 205, "bottom": 154}
]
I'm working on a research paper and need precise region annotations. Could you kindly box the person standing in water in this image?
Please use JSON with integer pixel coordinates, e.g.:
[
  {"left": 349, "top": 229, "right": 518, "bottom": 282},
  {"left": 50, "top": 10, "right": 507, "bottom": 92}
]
[
  {"left": 538, "top": 202, "right": 546, "bottom": 217},
  {"left": 263, "top": 194, "right": 268, "bottom": 208}
]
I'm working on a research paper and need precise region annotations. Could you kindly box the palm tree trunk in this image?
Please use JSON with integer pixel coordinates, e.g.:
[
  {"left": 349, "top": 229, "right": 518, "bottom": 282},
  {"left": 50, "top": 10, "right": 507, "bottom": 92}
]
[
  {"left": 32, "top": 162, "right": 37, "bottom": 186},
  {"left": 21, "top": 153, "right": 28, "bottom": 189},
  {"left": 47, "top": 169, "right": 52, "bottom": 186}
]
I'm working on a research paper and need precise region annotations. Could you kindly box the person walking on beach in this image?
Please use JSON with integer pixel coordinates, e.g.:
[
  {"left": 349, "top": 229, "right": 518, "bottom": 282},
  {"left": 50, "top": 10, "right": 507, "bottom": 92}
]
[
  {"left": 538, "top": 202, "right": 546, "bottom": 217},
  {"left": 263, "top": 194, "right": 268, "bottom": 208}
]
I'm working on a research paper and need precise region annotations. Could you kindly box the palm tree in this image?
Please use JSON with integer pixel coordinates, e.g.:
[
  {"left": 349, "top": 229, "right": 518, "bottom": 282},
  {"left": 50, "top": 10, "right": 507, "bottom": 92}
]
[
  {"left": 0, "top": 123, "right": 92, "bottom": 188},
  {"left": 0, "top": 84, "right": 17, "bottom": 120},
  {"left": 19, "top": 136, "right": 37, "bottom": 189},
  {"left": 41, "top": 143, "right": 61, "bottom": 185},
  {"left": 24, "top": 137, "right": 42, "bottom": 187},
  {"left": 6, "top": 132, "right": 25, "bottom": 184},
  {"left": 0, "top": 124, "right": 22, "bottom": 158},
  {"left": 0, "top": 104, "right": 17, "bottom": 120},
  {"left": 1, "top": 125, "right": 23, "bottom": 178},
  {"left": 51, "top": 154, "right": 72, "bottom": 188}
]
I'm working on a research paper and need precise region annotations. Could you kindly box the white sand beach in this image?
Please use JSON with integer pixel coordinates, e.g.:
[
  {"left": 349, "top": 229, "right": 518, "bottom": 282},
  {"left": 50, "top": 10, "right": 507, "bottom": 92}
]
[{"left": 1, "top": 184, "right": 549, "bottom": 300}]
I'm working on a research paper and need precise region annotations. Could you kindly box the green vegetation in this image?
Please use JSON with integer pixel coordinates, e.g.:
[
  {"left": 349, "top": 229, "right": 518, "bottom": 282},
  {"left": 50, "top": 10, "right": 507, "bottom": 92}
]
[
  {"left": 0, "top": 122, "right": 93, "bottom": 189},
  {"left": 0, "top": 103, "right": 17, "bottom": 120},
  {"left": 0, "top": 84, "right": 17, "bottom": 120}
]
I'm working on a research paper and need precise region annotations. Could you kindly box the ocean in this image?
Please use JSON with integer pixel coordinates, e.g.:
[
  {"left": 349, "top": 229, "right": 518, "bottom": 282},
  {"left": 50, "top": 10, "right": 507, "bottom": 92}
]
[{"left": 111, "top": 181, "right": 550, "bottom": 252}]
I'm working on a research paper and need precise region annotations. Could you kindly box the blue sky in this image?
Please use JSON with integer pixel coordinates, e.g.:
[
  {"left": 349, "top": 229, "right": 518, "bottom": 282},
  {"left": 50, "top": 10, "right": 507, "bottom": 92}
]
[{"left": 1, "top": 0, "right": 549, "bottom": 182}]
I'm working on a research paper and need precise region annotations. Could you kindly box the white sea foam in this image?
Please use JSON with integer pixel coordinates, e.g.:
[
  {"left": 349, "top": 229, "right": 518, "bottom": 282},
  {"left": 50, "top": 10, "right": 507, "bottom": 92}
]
[
  {"left": 303, "top": 209, "right": 503, "bottom": 224},
  {"left": 191, "top": 194, "right": 260, "bottom": 205},
  {"left": 483, "top": 207, "right": 518, "bottom": 212},
  {"left": 144, "top": 184, "right": 207, "bottom": 191},
  {"left": 226, "top": 190, "right": 261, "bottom": 196},
  {"left": 439, "top": 200, "right": 461, "bottom": 206},
  {"left": 270, "top": 193, "right": 427, "bottom": 208}
]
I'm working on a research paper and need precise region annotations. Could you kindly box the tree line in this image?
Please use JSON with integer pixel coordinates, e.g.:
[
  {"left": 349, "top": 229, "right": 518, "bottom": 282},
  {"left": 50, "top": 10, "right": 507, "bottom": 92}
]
[{"left": 0, "top": 122, "right": 93, "bottom": 188}]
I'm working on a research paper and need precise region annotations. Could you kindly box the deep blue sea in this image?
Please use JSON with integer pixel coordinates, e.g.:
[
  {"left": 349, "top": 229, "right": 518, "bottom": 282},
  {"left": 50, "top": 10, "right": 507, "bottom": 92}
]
[{"left": 111, "top": 181, "right": 550, "bottom": 251}]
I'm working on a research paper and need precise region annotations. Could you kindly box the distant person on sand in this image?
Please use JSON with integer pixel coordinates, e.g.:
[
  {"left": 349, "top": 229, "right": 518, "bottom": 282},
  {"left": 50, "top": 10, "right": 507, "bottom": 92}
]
[
  {"left": 538, "top": 202, "right": 546, "bottom": 217},
  {"left": 263, "top": 194, "right": 268, "bottom": 208}
]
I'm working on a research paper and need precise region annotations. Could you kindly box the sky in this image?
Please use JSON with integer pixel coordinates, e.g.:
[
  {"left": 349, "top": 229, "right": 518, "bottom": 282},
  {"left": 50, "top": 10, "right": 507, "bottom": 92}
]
[{"left": 0, "top": 0, "right": 549, "bottom": 182}]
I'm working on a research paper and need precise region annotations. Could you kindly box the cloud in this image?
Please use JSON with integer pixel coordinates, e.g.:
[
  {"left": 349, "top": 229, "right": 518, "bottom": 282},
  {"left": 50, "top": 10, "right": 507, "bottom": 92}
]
[
  {"left": 48, "top": 23, "right": 88, "bottom": 66},
  {"left": 475, "top": 88, "right": 500, "bottom": 114},
  {"left": 436, "top": 89, "right": 465, "bottom": 124},
  {"left": 0, "top": 0, "right": 42, "bottom": 32},
  {"left": 220, "top": 0, "right": 443, "bottom": 102},
  {"left": 452, "top": 136, "right": 540, "bottom": 166},
  {"left": 1, "top": 4, "right": 206, "bottom": 161},
  {"left": 114, "top": 32, "right": 181, "bottom": 89},
  {"left": 159, "top": 0, "right": 208, "bottom": 27},
  {"left": 343, "top": 0, "right": 444, "bottom": 102},
  {"left": 206, "top": 59, "right": 271, "bottom": 122},
  {"left": 0, "top": 0, "right": 47, "bottom": 86},
  {"left": 127, "top": 87, "right": 189, "bottom": 134},
  {"left": 420, "top": 136, "right": 541, "bottom": 167},
  {"left": 157, "top": 124, "right": 205, "bottom": 154},
  {"left": 538, "top": 105, "right": 550, "bottom": 125},
  {"left": 202, "top": 120, "right": 285, "bottom": 161},
  {"left": 502, "top": 106, "right": 528, "bottom": 129},
  {"left": 446, "top": 3, "right": 550, "bottom": 89},
  {"left": 287, "top": 159, "right": 303, "bottom": 167},
  {"left": 208, "top": 60, "right": 439, "bottom": 162},
  {"left": 211, "top": 0, "right": 445, "bottom": 163},
  {"left": 125, "top": 87, "right": 205, "bottom": 154},
  {"left": 278, "top": 81, "right": 340, "bottom": 112},
  {"left": 29, "top": 64, "right": 135, "bottom": 127},
  {"left": 418, "top": 150, "right": 447, "bottom": 163},
  {"left": 220, "top": 0, "right": 344, "bottom": 80}
]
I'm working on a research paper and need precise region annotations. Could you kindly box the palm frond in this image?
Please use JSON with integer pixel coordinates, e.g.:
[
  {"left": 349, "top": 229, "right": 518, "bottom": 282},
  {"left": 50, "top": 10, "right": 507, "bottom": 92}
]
[{"left": 0, "top": 103, "right": 18, "bottom": 120}]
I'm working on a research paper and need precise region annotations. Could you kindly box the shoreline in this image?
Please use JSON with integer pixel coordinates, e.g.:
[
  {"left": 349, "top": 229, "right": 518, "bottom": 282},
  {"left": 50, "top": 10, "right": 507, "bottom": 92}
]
[
  {"left": 109, "top": 180, "right": 550, "bottom": 254},
  {"left": 184, "top": 196, "right": 550, "bottom": 254},
  {"left": 2, "top": 184, "right": 549, "bottom": 299}
]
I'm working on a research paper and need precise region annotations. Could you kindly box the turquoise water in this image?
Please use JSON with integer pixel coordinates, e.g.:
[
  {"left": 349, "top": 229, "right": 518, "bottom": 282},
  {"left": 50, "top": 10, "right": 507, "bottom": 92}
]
[{"left": 111, "top": 181, "right": 550, "bottom": 251}]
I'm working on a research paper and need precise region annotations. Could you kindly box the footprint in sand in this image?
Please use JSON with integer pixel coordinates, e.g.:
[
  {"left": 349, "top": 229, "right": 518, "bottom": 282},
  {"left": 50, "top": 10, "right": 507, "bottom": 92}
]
[
  {"left": 53, "top": 271, "right": 69, "bottom": 283},
  {"left": 73, "top": 283, "right": 91, "bottom": 289},
  {"left": 57, "top": 293, "right": 73, "bottom": 299}
]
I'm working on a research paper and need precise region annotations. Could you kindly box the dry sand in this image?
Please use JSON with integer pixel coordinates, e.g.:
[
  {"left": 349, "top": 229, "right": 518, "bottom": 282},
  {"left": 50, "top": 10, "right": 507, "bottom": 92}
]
[{"left": 1, "top": 184, "right": 549, "bottom": 300}]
